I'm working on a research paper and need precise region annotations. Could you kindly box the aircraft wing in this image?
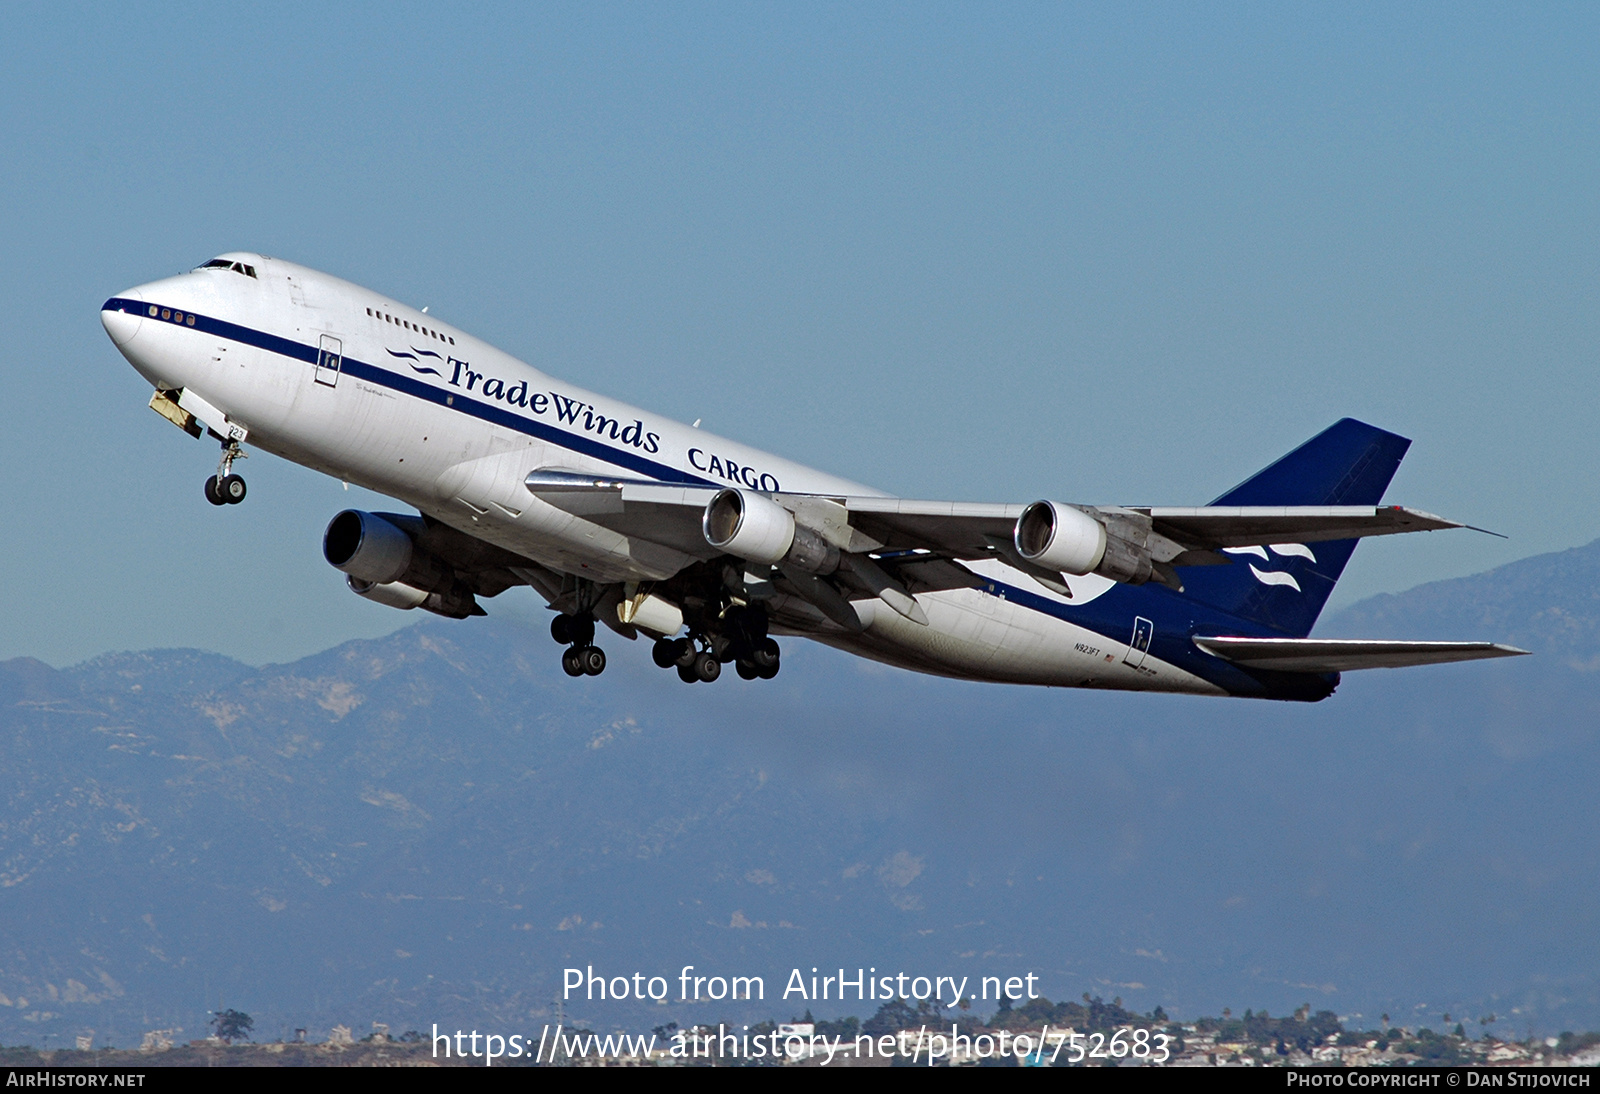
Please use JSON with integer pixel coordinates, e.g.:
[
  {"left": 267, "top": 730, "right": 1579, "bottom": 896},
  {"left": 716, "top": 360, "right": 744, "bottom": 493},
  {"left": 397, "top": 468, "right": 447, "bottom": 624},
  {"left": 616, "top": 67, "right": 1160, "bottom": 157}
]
[
  {"left": 1137, "top": 505, "right": 1467, "bottom": 549},
  {"left": 526, "top": 471, "right": 1470, "bottom": 566},
  {"left": 839, "top": 502, "right": 1469, "bottom": 556},
  {"left": 525, "top": 473, "right": 1021, "bottom": 556},
  {"left": 1192, "top": 636, "right": 1529, "bottom": 673},
  {"left": 524, "top": 475, "right": 726, "bottom": 559}
]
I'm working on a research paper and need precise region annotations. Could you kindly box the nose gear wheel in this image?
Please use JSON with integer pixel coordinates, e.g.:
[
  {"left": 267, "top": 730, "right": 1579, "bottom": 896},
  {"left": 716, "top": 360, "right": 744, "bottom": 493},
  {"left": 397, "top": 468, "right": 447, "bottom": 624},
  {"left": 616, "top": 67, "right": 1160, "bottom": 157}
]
[{"left": 204, "top": 438, "right": 248, "bottom": 506}]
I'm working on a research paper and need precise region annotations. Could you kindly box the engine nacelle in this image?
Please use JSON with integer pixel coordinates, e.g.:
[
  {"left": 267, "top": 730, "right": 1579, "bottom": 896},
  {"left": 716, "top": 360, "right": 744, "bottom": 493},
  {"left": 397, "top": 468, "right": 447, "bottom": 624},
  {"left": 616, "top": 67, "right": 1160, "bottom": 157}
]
[
  {"left": 346, "top": 575, "right": 482, "bottom": 619},
  {"left": 703, "top": 488, "right": 794, "bottom": 563},
  {"left": 702, "top": 489, "right": 840, "bottom": 574},
  {"left": 346, "top": 575, "right": 429, "bottom": 610},
  {"left": 1015, "top": 501, "right": 1156, "bottom": 584},
  {"left": 324, "top": 510, "right": 415, "bottom": 585},
  {"left": 1014, "top": 501, "right": 1108, "bottom": 576}
]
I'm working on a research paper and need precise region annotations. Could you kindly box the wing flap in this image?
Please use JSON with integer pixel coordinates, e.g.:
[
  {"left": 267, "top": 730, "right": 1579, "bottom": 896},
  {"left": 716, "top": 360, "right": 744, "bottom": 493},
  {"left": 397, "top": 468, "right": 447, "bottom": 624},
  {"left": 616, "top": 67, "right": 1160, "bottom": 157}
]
[
  {"left": 833, "top": 497, "right": 1024, "bottom": 556},
  {"left": 524, "top": 472, "right": 722, "bottom": 558},
  {"left": 841, "top": 501, "right": 1466, "bottom": 557},
  {"left": 525, "top": 471, "right": 1024, "bottom": 559},
  {"left": 1193, "top": 636, "right": 1529, "bottom": 673}
]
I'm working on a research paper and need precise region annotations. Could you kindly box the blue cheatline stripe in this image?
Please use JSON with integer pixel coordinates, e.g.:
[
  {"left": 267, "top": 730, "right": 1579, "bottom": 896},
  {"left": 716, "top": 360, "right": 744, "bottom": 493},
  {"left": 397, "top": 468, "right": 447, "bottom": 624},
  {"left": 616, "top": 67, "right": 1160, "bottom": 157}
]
[
  {"left": 978, "top": 576, "right": 1148, "bottom": 653},
  {"left": 975, "top": 574, "right": 1270, "bottom": 691},
  {"left": 103, "top": 298, "right": 717, "bottom": 487},
  {"left": 982, "top": 576, "right": 1084, "bottom": 626}
]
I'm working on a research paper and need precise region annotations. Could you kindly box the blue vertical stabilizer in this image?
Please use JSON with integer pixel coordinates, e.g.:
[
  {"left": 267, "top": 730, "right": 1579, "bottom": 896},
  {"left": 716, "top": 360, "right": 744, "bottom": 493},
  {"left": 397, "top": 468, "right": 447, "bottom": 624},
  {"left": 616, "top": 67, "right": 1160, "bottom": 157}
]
[{"left": 1176, "top": 419, "right": 1412, "bottom": 637}]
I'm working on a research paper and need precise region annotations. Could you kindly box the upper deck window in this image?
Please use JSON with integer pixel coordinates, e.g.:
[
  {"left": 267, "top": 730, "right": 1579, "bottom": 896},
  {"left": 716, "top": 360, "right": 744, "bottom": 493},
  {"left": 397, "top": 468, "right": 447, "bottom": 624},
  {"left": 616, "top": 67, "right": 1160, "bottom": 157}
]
[
  {"left": 369, "top": 304, "right": 453, "bottom": 344},
  {"left": 199, "top": 258, "right": 257, "bottom": 279}
]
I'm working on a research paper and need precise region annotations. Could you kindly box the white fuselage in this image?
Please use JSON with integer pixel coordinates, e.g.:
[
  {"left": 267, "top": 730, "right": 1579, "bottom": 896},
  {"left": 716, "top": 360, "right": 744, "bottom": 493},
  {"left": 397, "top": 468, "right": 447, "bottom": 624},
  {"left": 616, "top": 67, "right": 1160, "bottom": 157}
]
[{"left": 103, "top": 254, "right": 1221, "bottom": 695}]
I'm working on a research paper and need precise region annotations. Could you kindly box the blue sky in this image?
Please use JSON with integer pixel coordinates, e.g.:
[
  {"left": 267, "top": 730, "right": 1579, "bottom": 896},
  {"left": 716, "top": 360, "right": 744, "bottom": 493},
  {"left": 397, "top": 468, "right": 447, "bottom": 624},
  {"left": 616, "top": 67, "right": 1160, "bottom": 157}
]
[{"left": 3, "top": 2, "right": 1598, "bottom": 666}]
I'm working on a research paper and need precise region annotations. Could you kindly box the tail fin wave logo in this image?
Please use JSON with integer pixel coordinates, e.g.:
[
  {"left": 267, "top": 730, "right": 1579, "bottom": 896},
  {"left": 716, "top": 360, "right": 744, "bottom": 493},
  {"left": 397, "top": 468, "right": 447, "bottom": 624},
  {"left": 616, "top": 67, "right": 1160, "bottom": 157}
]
[
  {"left": 1248, "top": 564, "right": 1302, "bottom": 591},
  {"left": 1223, "top": 544, "right": 1315, "bottom": 592}
]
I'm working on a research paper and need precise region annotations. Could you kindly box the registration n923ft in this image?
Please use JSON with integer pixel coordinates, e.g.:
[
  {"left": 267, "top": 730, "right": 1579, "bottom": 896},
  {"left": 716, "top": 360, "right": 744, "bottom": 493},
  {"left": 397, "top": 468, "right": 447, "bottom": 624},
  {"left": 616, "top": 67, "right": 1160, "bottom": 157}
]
[{"left": 1055, "top": 1027, "right": 1172, "bottom": 1064}]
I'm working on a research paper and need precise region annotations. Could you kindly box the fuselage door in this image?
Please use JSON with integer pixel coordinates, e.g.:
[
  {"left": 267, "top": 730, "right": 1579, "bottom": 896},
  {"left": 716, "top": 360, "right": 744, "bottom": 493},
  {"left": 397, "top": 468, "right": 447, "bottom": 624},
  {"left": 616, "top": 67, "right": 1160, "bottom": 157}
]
[
  {"left": 315, "top": 334, "right": 342, "bottom": 388},
  {"left": 1124, "top": 616, "right": 1154, "bottom": 668}
]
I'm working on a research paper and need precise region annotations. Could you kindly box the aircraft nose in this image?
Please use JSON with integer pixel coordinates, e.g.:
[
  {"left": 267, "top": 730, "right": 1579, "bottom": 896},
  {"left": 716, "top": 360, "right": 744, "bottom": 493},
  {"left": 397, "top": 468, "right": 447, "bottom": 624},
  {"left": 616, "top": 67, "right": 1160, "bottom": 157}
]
[{"left": 101, "top": 289, "right": 146, "bottom": 347}]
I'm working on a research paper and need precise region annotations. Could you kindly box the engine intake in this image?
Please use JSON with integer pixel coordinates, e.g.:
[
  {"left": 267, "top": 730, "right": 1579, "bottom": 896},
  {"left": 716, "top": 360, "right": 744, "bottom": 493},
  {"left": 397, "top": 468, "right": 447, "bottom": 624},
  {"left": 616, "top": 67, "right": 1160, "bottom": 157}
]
[
  {"left": 325, "top": 510, "right": 413, "bottom": 584},
  {"left": 703, "top": 489, "right": 792, "bottom": 562},
  {"left": 1014, "top": 501, "right": 1107, "bottom": 575}
]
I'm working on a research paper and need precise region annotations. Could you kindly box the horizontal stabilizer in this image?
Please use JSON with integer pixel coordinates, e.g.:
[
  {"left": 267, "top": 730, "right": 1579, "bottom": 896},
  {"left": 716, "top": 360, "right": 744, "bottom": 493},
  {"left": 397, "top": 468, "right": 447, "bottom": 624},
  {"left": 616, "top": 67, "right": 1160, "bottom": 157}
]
[{"left": 1192, "top": 636, "right": 1529, "bottom": 673}]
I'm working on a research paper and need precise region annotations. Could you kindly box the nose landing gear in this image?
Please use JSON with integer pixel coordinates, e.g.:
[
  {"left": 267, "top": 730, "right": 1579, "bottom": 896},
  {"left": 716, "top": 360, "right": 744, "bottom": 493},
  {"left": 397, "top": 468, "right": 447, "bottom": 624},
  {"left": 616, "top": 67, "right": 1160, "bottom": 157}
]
[
  {"left": 552, "top": 613, "right": 605, "bottom": 676},
  {"left": 204, "top": 439, "right": 248, "bottom": 506},
  {"left": 204, "top": 474, "right": 246, "bottom": 505}
]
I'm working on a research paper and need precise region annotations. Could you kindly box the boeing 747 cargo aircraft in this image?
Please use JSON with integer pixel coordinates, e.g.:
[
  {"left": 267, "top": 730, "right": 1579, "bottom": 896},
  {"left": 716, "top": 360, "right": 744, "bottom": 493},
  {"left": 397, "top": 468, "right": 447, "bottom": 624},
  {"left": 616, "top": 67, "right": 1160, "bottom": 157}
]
[{"left": 101, "top": 254, "right": 1525, "bottom": 700}]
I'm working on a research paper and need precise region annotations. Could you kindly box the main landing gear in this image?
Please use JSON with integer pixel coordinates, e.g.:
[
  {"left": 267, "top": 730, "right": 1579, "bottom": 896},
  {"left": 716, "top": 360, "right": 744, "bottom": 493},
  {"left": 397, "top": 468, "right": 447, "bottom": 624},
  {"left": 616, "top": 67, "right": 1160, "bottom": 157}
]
[
  {"left": 652, "top": 636, "right": 723, "bottom": 683},
  {"left": 204, "top": 438, "right": 248, "bottom": 506},
  {"left": 649, "top": 605, "right": 780, "bottom": 685},
  {"left": 549, "top": 585, "right": 780, "bottom": 685},
  {"left": 551, "top": 613, "right": 606, "bottom": 677}
]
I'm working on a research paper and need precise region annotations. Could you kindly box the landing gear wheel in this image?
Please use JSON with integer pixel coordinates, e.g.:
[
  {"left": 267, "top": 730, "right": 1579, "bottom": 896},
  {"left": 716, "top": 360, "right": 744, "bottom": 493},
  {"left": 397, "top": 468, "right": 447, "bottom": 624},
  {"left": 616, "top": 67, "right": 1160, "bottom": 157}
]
[
  {"left": 756, "top": 660, "right": 779, "bottom": 680},
  {"left": 673, "top": 639, "right": 698, "bottom": 668},
  {"left": 549, "top": 614, "right": 594, "bottom": 646},
  {"left": 751, "top": 638, "right": 780, "bottom": 671},
  {"left": 735, "top": 659, "right": 759, "bottom": 680},
  {"left": 570, "top": 614, "right": 595, "bottom": 646},
  {"left": 209, "top": 438, "right": 248, "bottom": 506},
  {"left": 652, "top": 637, "right": 680, "bottom": 669},
  {"left": 579, "top": 645, "right": 606, "bottom": 676},
  {"left": 677, "top": 662, "right": 699, "bottom": 684},
  {"left": 561, "top": 647, "right": 585, "bottom": 677},
  {"left": 693, "top": 651, "right": 721, "bottom": 683}
]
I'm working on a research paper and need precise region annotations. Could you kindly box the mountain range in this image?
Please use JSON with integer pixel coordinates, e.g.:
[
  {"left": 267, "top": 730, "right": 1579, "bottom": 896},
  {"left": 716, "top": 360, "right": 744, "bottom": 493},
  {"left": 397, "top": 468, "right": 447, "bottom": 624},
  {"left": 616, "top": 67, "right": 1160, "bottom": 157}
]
[{"left": 3, "top": 539, "right": 1598, "bottom": 1046}]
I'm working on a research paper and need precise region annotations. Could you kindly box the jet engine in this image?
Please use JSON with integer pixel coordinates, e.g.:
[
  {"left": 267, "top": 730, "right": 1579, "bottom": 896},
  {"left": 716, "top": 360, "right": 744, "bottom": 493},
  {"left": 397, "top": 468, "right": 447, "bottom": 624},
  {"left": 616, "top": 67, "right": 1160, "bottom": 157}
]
[
  {"left": 1014, "top": 501, "right": 1106, "bottom": 575},
  {"left": 324, "top": 510, "right": 416, "bottom": 584},
  {"left": 702, "top": 489, "right": 839, "bottom": 574},
  {"left": 324, "top": 510, "right": 480, "bottom": 617},
  {"left": 1014, "top": 501, "right": 1153, "bottom": 585}
]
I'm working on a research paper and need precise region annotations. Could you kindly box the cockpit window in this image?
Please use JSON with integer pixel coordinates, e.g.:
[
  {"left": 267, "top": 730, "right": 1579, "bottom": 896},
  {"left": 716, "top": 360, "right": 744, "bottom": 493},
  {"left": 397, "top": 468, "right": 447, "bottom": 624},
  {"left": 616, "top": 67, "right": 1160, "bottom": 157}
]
[{"left": 199, "top": 258, "right": 257, "bottom": 278}]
